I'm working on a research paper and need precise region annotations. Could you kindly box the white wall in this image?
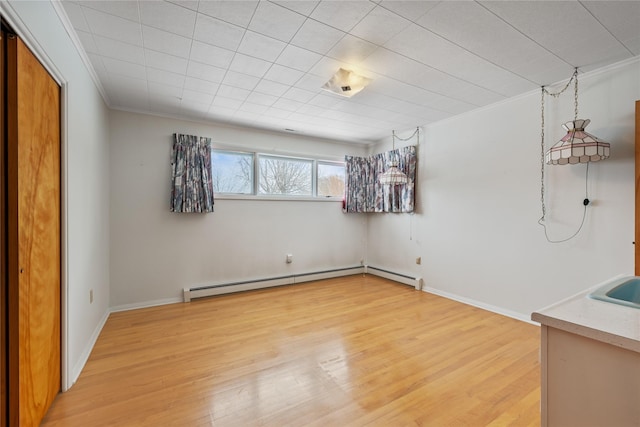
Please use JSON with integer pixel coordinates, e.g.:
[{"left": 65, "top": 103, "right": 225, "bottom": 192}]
[
  {"left": 109, "top": 111, "right": 368, "bottom": 308},
  {"left": 3, "top": 1, "right": 111, "bottom": 386},
  {"left": 367, "top": 59, "right": 640, "bottom": 320}
]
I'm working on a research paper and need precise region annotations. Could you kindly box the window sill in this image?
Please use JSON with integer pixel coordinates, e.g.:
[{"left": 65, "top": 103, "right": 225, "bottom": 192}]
[{"left": 215, "top": 194, "right": 343, "bottom": 202}]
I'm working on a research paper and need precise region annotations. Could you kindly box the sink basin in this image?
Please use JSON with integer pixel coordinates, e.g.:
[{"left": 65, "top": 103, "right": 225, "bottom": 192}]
[{"left": 588, "top": 277, "right": 640, "bottom": 309}]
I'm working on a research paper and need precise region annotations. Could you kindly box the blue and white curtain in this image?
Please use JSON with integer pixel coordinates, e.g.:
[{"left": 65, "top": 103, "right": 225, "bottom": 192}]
[
  {"left": 344, "top": 146, "right": 416, "bottom": 213},
  {"left": 170, "top": 133, "right": 214, "bottom": 213}
]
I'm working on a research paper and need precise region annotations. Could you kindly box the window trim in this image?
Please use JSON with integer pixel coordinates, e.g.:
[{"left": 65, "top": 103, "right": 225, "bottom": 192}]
[{"left": 211, "top": 145, "right": 344, "bottom": 202}]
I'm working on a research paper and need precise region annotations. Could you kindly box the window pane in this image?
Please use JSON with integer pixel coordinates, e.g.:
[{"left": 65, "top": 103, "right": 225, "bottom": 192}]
[
  {"left": 318, "top": 162, "right": 345, "bottom": 197},
  {"left": 211, "top": 150, "right": 253, "bottom": 194},
  {"left": 258, "top": 155, "right": 312, "bottom": 196}
]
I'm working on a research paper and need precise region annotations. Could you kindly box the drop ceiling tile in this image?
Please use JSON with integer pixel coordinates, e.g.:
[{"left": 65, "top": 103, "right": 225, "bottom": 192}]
[
  {"left": 197, "top": 1, "right": 258, "bottom": 27},
  {"left": 186, "top": 61, "right": 226, "bottom": 83},
  {"left": 229, "top": 54, "right": 272, "bottom": 78},
  {"left": 481, "top": 1, "right": 631, "bottom": 68},
  {"left": 222, "top": 71, "right": 260, "bottom": 91},
  {"left": 62, "top": 2, "right": 90, "bottom": 32},
  {"left": 102, "top": 56, "right": 147, "bottom": 79},
  {"left": 104, "top": 73, "right": 148, "bottom": 94},
  {"left": 263, "top": 64, "right": 304, "bottom": 85},
  {"left": 293, "top": 73, "right": 327, "bottom": 92},
  {"left": 254, "top": 80, "right": 290, "bottom": 97},
  {"left": 276, "top": 45, "right": 322, "bottom": 72},
  {"left": 296, "top": 103, "right": 327, "bottom": 116},
  {"left": 308, "top": 93, "right": 343, "bottom": 109},
  {"left": 582, "top": 1, "right": 640, "bottom": 55},
  {"left": 246, "top": 92, "right": 278, "bottom": 106},
  {"left": 148, "top": 82, "right": 182, "bottom": 99},
  {"left": 189, "top": 41, "right": 235, "bottom": 69},
  {"left": 377, "top": 0, "right": 440, "bottom": 23},
  {"left": 93, "top": 35, "right": 143, "bottom": 64},
  {"left": 167, "top": 1, "right": 199, "bottom": 12},
  {"left": 181, "top": 88, "right": 214, "bottom": 104},
  {"left": 271, "top": 1, "right": 319, "bottom": 17},
  {"left": 237, "top": 31, "right": 287, "bottom": 62},
  {"left": 142, "top": 26, "right": 192, "bottom": 59},
  {"left": 327, "top": 34, "right": 378, "bottom": 63},
  {"left": 147, "top": 68, "right": 185, "bottom": 88},
  {"left": 145, "top": 49, "right": 188, "bottom": 74},
  {"left": 310, "top": 1, "right": 375, "bottom": 32},
  {"left": 75, "top": 30, "right": 98, "bottom": 54},
  {"left": 282, "top": 87, "right": 316, "bottom": 103},
  {"left": 83, "top": 7, "right": 143, "bottom": 45},
  {"left": 211, "top": 96, "right": 243, "bottom": 109},
  {"left": 417, "top": 1, "right": 573, "bottom": 85},
  {"left": 76, "top": 0, "right": 140, "bottom": 22},
  {"left": 139, "top": 1, "right": 196, "bottom": 38},
  {"left": 248, "top": 1, "right": 306, "bottom": 42},
  {"left": 217, "top": 85, "right": 251, "bottom": 101},
  {"left": 272, "top": 98, "right": 304, "bottom": 112},
  {"left": 263, "top": 107, "right": 292, "bottom": 119},
  {"left": 194, "top": 13, "right": 245, "bottom": 51},
  {"left": 350, "top": 5, "right": 411, "bottom": 46},
  {"left": 184, "top": 77, "right": 219, "bottom": 95},
  {"left": 385, "top": 23, "right": 531, "bottom": 96},
  {"left": 290, "top": 19, "right": 345, "bottom": 54}
]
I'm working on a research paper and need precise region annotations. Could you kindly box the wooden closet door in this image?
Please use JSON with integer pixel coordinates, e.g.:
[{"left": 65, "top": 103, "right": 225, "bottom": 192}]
[
  {"left": 1, "top": 24, "right": 6, "bottom": 427},
  {"left": 6, "top": 35, "right": 61, "bottom": 426}
]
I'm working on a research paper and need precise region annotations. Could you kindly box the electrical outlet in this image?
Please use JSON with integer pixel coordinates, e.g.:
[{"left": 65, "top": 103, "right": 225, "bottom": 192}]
[
  {"left": 89, "top": 289, "right": 94, "bottom": 304},
  {"left": 416, "top": 257, "right": 422, "bottom": 265},
  {"left": 286, "top": 254, "right": 293, "bottom": 264}
]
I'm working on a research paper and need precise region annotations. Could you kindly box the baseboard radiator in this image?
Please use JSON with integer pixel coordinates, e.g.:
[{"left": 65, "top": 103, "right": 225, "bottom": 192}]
[
  {"left": 183, "top": 266, "right": 364, "bottom": 302},
  {"left": 365, "top": 266, "right": 423, "bottom": 291},
  {"left": 183, "top": 265, "right": 422, "bottom": 302}
]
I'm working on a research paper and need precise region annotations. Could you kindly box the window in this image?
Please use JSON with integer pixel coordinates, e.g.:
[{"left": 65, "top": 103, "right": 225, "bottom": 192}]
[
  {"left": 317, "top": 162, "right": 345, "bottom": 197},
  {"left": 258, "top": 155, "right": 312, "bottom": 196},
  {"left": 211, "top": 148, "right": 344, "bottom": 199},
  {"left": 211, "top": 150, "right": 253, "bottom": 194}
]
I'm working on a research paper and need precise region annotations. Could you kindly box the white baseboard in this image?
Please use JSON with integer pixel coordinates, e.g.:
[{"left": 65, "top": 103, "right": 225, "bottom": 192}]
[
  {"left": 421, "top": 285, "right": 538, "bottom": 325},
  {"left": 110, "top": 297, "right": 183, "bottom": 313},
  {"left": 68, "top": 308, "right": 110, "bottom": 389}
]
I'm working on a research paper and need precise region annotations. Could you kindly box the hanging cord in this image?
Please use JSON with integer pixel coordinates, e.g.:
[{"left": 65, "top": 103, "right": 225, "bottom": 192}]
[{"left": 539, "top": 68, "right": 589, "bottom": 243}]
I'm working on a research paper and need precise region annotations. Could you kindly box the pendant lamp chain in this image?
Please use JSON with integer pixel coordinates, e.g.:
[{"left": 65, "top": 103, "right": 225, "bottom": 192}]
[{"left": 540, "top": 68, "right": 579, "bottom": 223}]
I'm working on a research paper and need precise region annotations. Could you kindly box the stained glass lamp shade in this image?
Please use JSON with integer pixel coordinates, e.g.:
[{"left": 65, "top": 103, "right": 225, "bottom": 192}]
[
  {"left": 545, "top": 119, "right": 610, "bottom": 165},
  {"left": 379, "top": 160, "right": 408, "bottom": 185}
]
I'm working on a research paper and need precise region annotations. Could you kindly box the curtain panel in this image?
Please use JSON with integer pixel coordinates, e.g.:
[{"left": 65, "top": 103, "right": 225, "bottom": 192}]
[
  {"left": 344, "top": 145, "right": 416, "bottom": 213},
  {"left": 170, "top": 133, "right": 215, "bottom": 213}
]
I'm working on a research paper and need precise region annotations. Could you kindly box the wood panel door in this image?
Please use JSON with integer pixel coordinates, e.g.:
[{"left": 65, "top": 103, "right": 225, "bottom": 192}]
[
  {"left": 636, "top": 100, "right": 640, "bottom": 274},
  {"left": 6, "top": 34, "right": 61, "bottom": 426},
  {"left": 1, "top": 23, "right": 6, "bottom": 427}
]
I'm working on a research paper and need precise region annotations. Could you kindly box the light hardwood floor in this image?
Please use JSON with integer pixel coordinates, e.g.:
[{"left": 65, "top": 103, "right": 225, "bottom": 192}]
[{"left": 42, "top": 275, "right": 540, "bottom": 426}]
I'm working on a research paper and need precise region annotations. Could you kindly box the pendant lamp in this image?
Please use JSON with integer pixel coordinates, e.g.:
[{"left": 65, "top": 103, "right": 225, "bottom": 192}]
[
  {"left": 379, "top": 129, "right": 417, "bottom": 186},
  {"left": 542, "top": 68, "right": 610, "bottom": 165}
]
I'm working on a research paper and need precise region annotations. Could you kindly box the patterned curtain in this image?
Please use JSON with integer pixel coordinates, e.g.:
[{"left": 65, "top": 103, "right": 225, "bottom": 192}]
[
  {"left": 344, "top": 145, "right": 416, "bottom": 213},
  {"left": 170, "top": 133, "right": 214, "bottom": 213}
]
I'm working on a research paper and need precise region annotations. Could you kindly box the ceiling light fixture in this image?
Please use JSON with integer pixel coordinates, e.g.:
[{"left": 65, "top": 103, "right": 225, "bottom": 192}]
[
  {"left": 321, "top": 68, "right": 371, "bottom": 98},
  {"left": 379, "top": 128, "right": 419, "bottom": 186}
]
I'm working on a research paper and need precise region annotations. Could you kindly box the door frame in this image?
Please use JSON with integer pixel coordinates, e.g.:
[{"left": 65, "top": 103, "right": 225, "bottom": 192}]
[{"left": 0, "top": 4, "right": 70, "bottom": 391}]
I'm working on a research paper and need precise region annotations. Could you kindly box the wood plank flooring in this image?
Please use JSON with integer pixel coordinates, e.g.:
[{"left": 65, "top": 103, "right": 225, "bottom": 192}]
[{"left": 42, "top": 275, "right": 540, "bottom": 426}]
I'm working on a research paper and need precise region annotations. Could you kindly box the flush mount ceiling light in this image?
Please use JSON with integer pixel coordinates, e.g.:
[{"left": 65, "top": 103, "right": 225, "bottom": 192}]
[
  {"left": 542, "top": 68, "right": 610, "bottom": 165},
  {"left": 321, "top": 68, "right": 371, "bottom": 98}
]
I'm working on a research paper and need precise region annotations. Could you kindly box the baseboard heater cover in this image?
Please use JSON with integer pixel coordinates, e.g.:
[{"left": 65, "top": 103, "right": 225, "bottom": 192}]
[
  {"left": 183, "top": 266, "right": 364, "bottom": 302},
  {"left": 365, "top": 266, "right": 423, "bottom": 291}
]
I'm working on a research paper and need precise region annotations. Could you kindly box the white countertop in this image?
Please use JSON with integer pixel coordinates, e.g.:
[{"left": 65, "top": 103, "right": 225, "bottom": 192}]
[{"left": 531, "top": 277, "right": 640, "bottom": 353}]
